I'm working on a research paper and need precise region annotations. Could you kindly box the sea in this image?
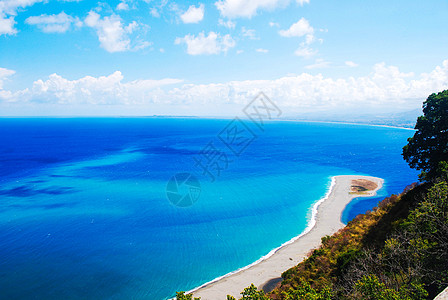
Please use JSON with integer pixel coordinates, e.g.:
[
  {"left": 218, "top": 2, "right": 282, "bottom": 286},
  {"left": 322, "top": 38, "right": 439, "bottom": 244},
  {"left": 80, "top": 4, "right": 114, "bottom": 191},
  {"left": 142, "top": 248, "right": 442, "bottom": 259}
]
[{"left": 0, "top": 118, "right": 419, "bottom": 299}]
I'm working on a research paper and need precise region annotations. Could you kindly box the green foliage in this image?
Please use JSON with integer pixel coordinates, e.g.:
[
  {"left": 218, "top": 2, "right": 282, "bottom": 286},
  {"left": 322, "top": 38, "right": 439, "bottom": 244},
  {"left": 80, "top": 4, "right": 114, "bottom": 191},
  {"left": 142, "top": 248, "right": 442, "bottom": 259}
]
[
  {"left": 355, "top": 274, "right": 401, "bottom": 300},
  {"left": 240, "top": 284, "right": 270, "bottom": 300},
  {"left": 403, "top": 90, "right": 448, "bottom": 181},
  {"left": 222, "top": 284, "right": 272, "bottom": 300},
  {"left": 334, "top": 249, "right": 361, "bottom": 277},
  {"left": 401, "top": 181, "right": 448, "bottom": 292},
  {"left": 176, "top": 291, "right": 200, "bottom": 300},
  {"left": 281, "top": 280, "right": 331, "bottom": 300},
  {"left": 354, "top": 274, "right": 427, "bottom": 300}
]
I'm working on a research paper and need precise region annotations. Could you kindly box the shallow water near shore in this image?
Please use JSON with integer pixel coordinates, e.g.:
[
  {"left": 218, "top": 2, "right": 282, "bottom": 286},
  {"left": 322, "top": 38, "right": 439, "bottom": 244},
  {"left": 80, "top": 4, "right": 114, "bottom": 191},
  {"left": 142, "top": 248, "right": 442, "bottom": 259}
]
[{"left": 0, "top": 118, "right": 418, "bottom": 299}]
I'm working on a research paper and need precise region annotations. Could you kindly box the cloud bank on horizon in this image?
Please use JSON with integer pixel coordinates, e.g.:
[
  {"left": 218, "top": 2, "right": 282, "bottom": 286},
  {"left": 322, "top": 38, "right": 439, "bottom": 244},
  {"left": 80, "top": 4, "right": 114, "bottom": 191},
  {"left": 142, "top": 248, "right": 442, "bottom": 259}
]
[
  {"left": 1, "top": 60, "right": 447, "bottom": 116},
  {"left": 1, "top": 0, "right": 448, "bottom": 116}
]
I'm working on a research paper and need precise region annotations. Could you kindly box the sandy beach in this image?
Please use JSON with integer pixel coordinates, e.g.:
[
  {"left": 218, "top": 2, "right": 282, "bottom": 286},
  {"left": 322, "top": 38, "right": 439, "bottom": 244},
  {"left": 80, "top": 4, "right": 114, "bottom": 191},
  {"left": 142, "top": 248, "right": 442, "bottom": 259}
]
[{"left": 191, "top": 175, "right": 384, "bottom": 300}]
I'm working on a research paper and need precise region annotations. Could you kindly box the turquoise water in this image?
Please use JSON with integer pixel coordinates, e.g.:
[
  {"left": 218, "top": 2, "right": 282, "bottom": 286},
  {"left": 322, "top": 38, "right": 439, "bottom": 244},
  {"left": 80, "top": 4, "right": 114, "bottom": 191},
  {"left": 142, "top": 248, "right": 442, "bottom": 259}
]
[{"left": 0, "top": 118, "right": 418, "bottom": 299}]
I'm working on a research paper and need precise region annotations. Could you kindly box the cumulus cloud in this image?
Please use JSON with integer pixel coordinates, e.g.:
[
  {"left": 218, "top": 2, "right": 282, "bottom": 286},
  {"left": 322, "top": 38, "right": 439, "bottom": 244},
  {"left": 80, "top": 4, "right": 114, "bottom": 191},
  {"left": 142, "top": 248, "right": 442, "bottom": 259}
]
[
  {"left": 84, "top": 11, "right": 148, "bottom": 53},
  {"left": 0, "top": 14, "right": 16, "bottom": 35},
  {"left": 0, "top": 0, "right": 43, "bottom": 35},
  {"left": 280, "top": 18, "right": 321, "bottom": 58},
  {"left": 256, "top": 48, "right": 269, "bottom": 53},
  {"left": 2, "top": 61, "right": 448, "bottom": 116},
  {"left": 0, "top": 71, "right": 183, "bottom": 104},
  {"left": 279, "top": 17, "right": 313, "bottom": 37},
  {"left": 175, "top": 31, "right": 235, "bottom": 55},
  {"left": 180, "top": 4, "right": 204, "bottom": 24},
  {"left": 25, "top": 12, "right": 82, "bottom": 33},
  {"left": 160, "top": 60, "right": 448, "bottom": 113}
]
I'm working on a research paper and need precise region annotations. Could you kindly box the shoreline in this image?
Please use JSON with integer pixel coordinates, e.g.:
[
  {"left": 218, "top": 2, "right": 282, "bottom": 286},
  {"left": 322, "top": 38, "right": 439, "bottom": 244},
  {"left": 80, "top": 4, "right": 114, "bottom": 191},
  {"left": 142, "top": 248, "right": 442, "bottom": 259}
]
[
  {"left": 179, "top": 178, "right": 337, "bottom": 298},
  {"left": 188, "top": 175, "right": 384, "bottom": 300}
]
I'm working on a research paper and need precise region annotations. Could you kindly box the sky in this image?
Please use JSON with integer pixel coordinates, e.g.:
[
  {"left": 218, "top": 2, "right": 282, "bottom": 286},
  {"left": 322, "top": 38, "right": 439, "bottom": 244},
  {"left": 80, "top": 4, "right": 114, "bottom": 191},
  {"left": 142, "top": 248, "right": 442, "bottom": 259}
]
[{"left": 0, "top": 0, "right": 448, "bottom": 117}]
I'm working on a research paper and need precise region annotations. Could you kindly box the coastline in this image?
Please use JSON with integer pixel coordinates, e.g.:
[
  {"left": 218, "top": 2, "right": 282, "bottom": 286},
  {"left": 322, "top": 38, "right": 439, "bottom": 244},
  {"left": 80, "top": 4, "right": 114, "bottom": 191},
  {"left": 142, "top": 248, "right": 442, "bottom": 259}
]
[
  {"left": 9, "top": 117, "right": 414, "bottom": 131},
  {"left": 188, "top": 175, "right": 384, "bottom": 300}
]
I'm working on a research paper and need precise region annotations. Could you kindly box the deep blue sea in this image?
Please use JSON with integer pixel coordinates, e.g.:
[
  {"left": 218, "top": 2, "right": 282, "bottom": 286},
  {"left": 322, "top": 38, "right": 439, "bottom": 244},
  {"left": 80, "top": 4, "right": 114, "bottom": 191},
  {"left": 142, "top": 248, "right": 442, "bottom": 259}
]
[{"left": 0, "top": 118, "right": 418, "bottom": 299}]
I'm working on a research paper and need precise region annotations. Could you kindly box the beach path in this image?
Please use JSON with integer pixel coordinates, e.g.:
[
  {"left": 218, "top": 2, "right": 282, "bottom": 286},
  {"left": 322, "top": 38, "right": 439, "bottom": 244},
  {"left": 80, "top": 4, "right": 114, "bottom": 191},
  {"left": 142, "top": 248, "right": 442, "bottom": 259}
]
[{"left": 191, "top": 175, "right": 384, "bottom": 300}]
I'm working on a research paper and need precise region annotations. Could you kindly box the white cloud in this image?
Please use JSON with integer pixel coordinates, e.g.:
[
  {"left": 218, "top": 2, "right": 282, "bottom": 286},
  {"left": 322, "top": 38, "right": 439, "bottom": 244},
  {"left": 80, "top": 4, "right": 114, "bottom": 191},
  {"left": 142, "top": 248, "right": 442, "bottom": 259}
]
[
  {"left": 149, "top": 7, "right": 160, "bottom": 17},
  {"left": 0, "top": 0, "right": 44, "bottom": 35},
  {"left": 296, "top": 0, "right": 309, "bottom": 5},
  {"left": 0, "top": 67, "right": 15, "bottom": 89},
  {"left": 84, "top": 11, "right": 148, "bottom": 52},
  {"left": 256, "top": 48, "right": 269, "bottom": 53},
  {"left": 215, "top": 0, "right": 309, "bottom": 19},
  {"left": 85, "top": 11, "right": 129, "bottom": 52},
  {"left": 345, "top": 61, "right": 359, "bottom": 68},
  {"left": 25, "top": 12, "right": 82, "bottom": 33},
  {"left": 218, "top": 18, "right": 235, "bottom": 29},
  {"left": 116, "top": 1, "right": 129, "bottom": 10},
  {"left": 241, "top": 26, "right": 257, "bottom": 39},
  {"left": 125, "top": 20, "right": 138, "bottom": 33},
  {"left": 305, "top": 58, "right": 330, "bottom": 69},
  {"left": 149, "top": 0, "right": 179, "bottom": 18},
  {"left": 269, "top": 21, "right": 279, "bottom": 27},
  {"left": 294, "top": 46, "right": 316, "bottom": 58},
  {"left": 0, "top": 15, "right": 15, "bottom": 35},
  {"left": 215, "top": 0, "right": 289, "bottom": 18},
  {"left": 0, "top": 71, "right": 183, "bottom": 104},
  {"left": 2, "top": 60, "right": 448, "bottom": 116},
  {"left": 175, "top": 31, "right": 235, "bottom": 55},
  {"left": 305, "top": 33, "right": 315, "bottom": 44},
  {"left": 152, "top": 60, "right": 448, "bottom": 113},
  {"left": 180, "top": 4, "right": 204, "bottom": 24},
  {"left": 280, "top": 18, "right": 320, "bottom": 57},
  {"left": 279, "top": 17, "right": 313, "bottom": 37},
  {"left": 0, "top": 67, "right": 16, "bottom": 101}
]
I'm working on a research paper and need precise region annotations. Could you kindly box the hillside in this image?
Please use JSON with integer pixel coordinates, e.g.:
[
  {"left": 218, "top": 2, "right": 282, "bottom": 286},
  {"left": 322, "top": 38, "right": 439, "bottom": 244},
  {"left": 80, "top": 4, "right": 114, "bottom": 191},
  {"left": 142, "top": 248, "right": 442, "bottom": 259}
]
[{"left": 269, "top": 179, "right": 447, "bottom": 299}]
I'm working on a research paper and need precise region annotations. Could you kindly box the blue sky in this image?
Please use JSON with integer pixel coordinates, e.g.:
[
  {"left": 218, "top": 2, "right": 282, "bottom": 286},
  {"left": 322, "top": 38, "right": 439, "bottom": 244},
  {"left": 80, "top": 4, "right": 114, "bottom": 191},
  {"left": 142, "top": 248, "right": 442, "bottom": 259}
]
[{"left": 0, "top": 0, "right": 448, "bottom": 116}]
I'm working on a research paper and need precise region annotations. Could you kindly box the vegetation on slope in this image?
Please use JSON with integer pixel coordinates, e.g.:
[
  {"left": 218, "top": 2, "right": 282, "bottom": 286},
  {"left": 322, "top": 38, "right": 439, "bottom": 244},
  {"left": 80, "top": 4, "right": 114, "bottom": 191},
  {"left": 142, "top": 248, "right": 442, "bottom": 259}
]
[{"left": 272, "top": 180, "right": 448, "bottom": 299}]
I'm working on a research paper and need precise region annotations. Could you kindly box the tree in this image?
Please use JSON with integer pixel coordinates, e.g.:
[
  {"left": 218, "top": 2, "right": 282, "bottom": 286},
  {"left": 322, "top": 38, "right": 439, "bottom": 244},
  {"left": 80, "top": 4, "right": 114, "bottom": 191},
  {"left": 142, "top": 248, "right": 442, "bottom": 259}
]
[
  {"left": 281, "top": 280, "right": 332, "bottom": 300},
  {"left": 354, "top": 274, "right": 427, "bottom": 300},
  {"left": 403, "top": 90, "right": 448, "bottom": 181},
  {"left": 175, "top": 291, "right": 200, "bottom": 300},
  {"left": 239, "top": 284, "right": 270, "bottom": 300}
]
